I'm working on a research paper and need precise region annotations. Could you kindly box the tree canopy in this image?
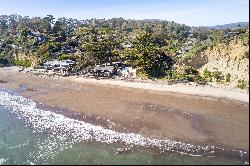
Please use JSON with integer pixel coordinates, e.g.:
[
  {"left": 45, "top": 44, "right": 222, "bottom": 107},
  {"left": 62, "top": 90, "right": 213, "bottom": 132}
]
[{"left": 0, "top": 14, "right": 248, "bottom": 78}]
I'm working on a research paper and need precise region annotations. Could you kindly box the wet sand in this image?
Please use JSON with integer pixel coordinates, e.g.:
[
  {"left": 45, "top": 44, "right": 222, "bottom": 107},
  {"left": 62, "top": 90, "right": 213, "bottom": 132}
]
[{"left": 0, "top": 67, "right": 249, "bottom": 152}]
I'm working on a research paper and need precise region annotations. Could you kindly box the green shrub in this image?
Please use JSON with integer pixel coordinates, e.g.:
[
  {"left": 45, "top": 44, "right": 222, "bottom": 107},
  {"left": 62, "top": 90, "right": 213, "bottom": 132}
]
[
  {"left": 14, "top": 59, "right": 32, "bottom": 67},
  {"left": 184, "top": 66, "right": 199, "bottom": 75},
  {"left": 170, "top": 71, "right": 189, "bottom": 80},
  {"left": 242, "top": 51, "right": 249, "bottom": 59},
  {"left": 237, "top": 80, "right": 248, "bottom": 89},
  {"left": 203, "top": 69, "right": 213, "bottom": 82},
  {"left": 225, "top": 73, "right": 231, "bottom": 82},
  {"left": 136, "top": 71, "right": 148, "bottom": 79},
  {"left": 193, "top": 75, "right": 207, "bottom": 85},
  {"left": 212, "top": 71, "right": 224, "bottom": 82}
]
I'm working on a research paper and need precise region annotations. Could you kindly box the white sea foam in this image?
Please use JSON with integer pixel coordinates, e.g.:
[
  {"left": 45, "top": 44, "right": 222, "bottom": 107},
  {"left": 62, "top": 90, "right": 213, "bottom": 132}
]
[
  {"left": 0, "top": 89, "right": 246, "bottom": 162},
  {"left": 0, "top": 158, "right": 8, "bottom": 165}
]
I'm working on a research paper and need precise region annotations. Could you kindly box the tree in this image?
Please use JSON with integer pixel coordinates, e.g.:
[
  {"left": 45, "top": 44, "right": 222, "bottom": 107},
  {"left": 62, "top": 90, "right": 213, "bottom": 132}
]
[
  {"left": 193, "top": 28, "right": 210, "bottom": 41},
  {"left": 0, "top": 15, "right": 8, "bottom": 33},
  {"left": 131, "top": 32, "right": 173, "bottom": 77},
  {"left": 8, "top": 14, "right": 18, "bottom": 35},
  {"left": 39, "top": 15, "right": 55, "bottom": 34},
  {"left": 79, "top": 25, "right": 120, "bottom": 67},
  {"left": 17, "top": 16, "right": 31, "bottom": 33}
]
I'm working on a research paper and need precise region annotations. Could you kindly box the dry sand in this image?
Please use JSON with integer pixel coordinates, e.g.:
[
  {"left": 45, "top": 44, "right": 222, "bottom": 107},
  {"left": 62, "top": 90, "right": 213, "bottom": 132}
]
[
  {"left": 70, "top": 76, "right": 249, "bottom": 103},
  {"left": 0, "top": 67, "right": 249, "bottom": 151}
]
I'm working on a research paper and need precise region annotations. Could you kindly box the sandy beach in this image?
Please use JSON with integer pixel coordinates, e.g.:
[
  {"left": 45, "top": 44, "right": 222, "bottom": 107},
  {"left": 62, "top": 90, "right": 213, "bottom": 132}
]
[{"left": 0, "top": 67, "right": 249, "bottom": 151}]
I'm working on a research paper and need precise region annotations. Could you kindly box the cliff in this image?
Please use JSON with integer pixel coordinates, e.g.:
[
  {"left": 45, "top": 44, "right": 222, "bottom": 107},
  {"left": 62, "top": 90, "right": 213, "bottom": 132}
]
[{"left": 185, "top": 38, "right": 249, "bottom": 87}]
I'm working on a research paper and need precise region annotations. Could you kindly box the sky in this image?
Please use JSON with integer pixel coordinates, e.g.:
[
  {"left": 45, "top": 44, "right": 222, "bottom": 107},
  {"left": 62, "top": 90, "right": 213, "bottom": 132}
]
[{"left": 0, "top": 0, "right": 249, "bottom": 26}]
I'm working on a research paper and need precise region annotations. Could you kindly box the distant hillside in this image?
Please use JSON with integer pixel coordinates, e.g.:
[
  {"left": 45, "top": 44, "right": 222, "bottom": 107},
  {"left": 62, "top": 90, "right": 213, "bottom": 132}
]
[{"left": 202, "top": 22, "right": 249, "bottom": 30}]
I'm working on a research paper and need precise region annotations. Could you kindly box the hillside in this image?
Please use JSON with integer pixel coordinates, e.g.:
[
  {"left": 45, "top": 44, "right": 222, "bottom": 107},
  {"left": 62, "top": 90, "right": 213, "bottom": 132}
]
[
  {"left": 0, "top": 14, "right": 249, "bottom": 90},
  {"left": 185, "top": 37, "right": 249, "bottom": 88}
]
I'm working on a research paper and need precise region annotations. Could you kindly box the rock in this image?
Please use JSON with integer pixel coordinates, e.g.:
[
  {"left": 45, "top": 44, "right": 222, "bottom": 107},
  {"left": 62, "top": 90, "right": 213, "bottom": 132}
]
[
  {"left": 27, "top": 88, "right": 37, "bottom": 91},
  {"left": 0, "top": 79, "right": 7, "bottom": 83}
]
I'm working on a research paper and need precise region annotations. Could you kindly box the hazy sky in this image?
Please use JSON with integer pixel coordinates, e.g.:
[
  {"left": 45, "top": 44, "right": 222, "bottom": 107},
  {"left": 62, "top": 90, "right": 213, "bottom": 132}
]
[{"left": 0, "top": 0, "right": 249, "bottom": 26}]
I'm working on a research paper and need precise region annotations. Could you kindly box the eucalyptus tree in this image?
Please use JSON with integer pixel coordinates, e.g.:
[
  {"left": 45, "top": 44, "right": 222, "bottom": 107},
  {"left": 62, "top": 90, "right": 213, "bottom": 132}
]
[
  {"left": 39, "top": 15, "right": 55, "bottom": 34},
  {"left": 131, "top": 32, "right": 174, "bottom": 77},
  {"left": 77, "top": 25, "right": 120, "bottom": 67},
  {"left": 17, "top": 16, "right": 31, "bottom": 34},
  {"left": 0, "top": 15, "right": 8, "bottom": 34},
  {"left": 8, "top": 14, "right": 19, "bottom": 35}
]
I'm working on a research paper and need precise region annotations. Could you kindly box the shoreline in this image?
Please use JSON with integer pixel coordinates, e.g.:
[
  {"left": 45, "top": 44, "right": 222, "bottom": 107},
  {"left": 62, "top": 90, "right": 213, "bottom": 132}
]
[{"left": 0, "top": 66, "right": 249, "bottom": 152}]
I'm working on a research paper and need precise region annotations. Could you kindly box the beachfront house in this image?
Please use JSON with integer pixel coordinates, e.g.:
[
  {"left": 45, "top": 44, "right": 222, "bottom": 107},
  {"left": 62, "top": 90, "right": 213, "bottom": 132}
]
[
  {"left": 59, "top": 61, "right": 70, "bottom": 73},
  {"left": 116, "top": 66, "right": 136, "bottom": 78},
  {"left": 92, "top": 62, "right": 136, "bottom": 78},
  {"left": 43, "top": 60, "right": 54, "bottom": 70},
  {"left": 61, "top": 59, "right": 75, "bottom": 66},
  {"left": 93, "top": 64, "right": 115, "bottom": 77},
  {"left": 43, "top": 59, "right": 76, "bottom": 72}
]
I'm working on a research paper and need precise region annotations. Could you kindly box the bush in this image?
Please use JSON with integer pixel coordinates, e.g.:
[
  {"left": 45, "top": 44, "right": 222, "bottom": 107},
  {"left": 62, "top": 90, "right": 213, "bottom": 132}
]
[
  {"left": 170, "top": 71, "right": 189, "bottom": 80},
  {"left": 242, "top": 51, "right": 249, "bottom": 59},
  {"left": 14, "top": 59, "right": 32, "bottom": 67},
  {"left": 193, "top": 75, "right": 207, "bottom": 85},
  {"left": 225, "top": 73, "right": 231, "bottom": 82},
  {"left": 212, "top": 71, "right": 224, "bottom": 82},
  {"left": 203, "top": 69, "right": 213, "bottom": 82},
  {"left": 237, "top": 80, "right": 248, "bottom": 89},
  {"left": 136, "top": 71, "right": 148, "bottom": 79},
  {"left": 184, "top": 66, "right": 199, "bottom": 75}
]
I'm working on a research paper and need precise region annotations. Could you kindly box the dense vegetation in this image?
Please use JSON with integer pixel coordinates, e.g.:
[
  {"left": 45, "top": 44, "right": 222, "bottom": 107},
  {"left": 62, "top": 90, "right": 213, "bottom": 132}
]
[{"left": 0, "top": 14, "right": 249, "bottom": 82}]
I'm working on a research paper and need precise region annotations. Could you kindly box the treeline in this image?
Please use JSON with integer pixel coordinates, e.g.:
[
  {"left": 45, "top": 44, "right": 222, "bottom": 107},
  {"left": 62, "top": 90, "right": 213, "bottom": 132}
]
[{"left": 0, "top": 14, "right": 248, "bottom": 78}]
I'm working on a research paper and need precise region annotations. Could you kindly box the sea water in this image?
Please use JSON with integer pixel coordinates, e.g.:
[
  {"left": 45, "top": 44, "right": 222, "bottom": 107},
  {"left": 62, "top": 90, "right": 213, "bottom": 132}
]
[{"left": 0, "top": 88, "right": 247, "bottom": 165}]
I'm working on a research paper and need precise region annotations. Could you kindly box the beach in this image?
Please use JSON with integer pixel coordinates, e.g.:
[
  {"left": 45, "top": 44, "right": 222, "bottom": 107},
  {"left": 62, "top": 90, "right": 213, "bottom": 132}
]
[{"left": 0, "top": 66, "right": 249, "bottom": 153}]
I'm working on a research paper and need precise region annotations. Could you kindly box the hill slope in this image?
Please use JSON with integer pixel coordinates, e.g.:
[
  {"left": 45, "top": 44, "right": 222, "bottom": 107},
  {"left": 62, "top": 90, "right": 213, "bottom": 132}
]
[{"left": 185, "top": 37, "right": 249, "bottom": 87}]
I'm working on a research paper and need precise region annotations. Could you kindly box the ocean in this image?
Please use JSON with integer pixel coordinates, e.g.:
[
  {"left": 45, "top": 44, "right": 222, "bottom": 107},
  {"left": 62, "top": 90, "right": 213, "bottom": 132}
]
[{"left": 0, "top": 88, "right": 247, "bottom": 165}]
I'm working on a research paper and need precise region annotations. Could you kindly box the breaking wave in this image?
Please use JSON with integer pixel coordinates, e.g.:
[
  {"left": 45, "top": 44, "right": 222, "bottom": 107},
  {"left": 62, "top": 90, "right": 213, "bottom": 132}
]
[{"left": 0, "top": 158, "right": 9, "bottom": 165}]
